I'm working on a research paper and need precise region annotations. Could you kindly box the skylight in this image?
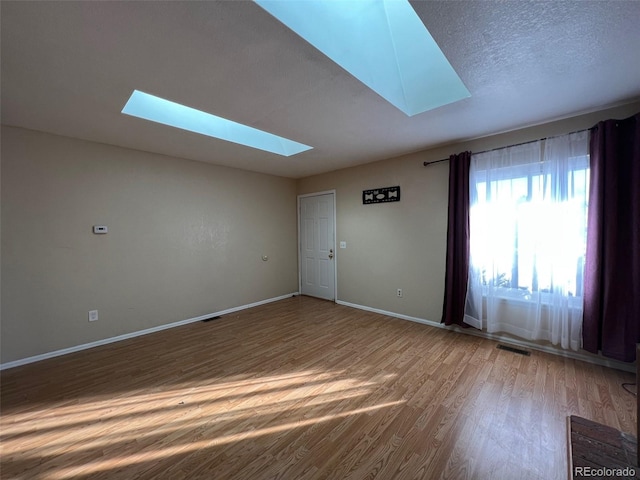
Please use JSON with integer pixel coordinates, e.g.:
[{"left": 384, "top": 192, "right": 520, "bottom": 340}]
[
  {"left": 255, "top": 0, "right": 470, "bottom": 116},
  {"left": 121, "top": 90, "right": 313, "bottom": 157}
]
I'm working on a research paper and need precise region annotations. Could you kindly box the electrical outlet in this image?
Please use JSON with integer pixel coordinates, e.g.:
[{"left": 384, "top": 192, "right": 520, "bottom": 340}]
[
  {"left": 88, "top": 310, "right": 98, "bottom": 322},
  {"left": 397, "top": 289, "right": 403, "bottom": 298}
]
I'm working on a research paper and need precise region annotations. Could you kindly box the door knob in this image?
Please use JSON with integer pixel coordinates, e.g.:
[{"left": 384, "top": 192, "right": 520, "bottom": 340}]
[{"left": 328, "top": 249, "right": 334, "bottom": 259}]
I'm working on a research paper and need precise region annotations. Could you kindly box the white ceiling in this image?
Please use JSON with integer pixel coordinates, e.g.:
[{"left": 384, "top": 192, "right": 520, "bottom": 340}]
[{"left": 2, "top": 1, "right": 640, "bottom": 179}]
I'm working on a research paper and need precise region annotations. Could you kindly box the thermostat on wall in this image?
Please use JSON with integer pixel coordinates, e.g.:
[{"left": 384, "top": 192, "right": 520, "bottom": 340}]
[{"left": 93, "top": 225, "right": 108, "bottom": 234}]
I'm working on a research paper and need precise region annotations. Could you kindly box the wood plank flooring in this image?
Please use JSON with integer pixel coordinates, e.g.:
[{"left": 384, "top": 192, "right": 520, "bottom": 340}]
[{"left": 1, "top": 296, "right": 636, "bottom": 479}]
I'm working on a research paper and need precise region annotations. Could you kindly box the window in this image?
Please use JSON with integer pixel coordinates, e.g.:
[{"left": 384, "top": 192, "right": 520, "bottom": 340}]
[
  {"left": 464, "top": 131, "right": 589, "bottom": 350},
  {"left": 472, "top": 155, "right": 589, "bottom": 302}
]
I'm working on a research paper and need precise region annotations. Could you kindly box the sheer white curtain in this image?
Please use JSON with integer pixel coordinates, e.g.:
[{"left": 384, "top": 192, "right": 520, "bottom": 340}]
[{"left": 464, "top": 131, "right": 589, "bottom": 350}]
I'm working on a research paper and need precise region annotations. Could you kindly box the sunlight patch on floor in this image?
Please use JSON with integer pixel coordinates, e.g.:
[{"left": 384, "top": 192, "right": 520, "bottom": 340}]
[
  {"left": 46, "top": 400, "right": 404, "bottom": 479},
  {"left": 0, "top": 369, "right": 401, "bottom": 479}
]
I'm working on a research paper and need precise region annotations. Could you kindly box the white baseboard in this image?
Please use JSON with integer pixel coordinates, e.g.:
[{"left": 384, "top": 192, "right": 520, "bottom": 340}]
[
  {"left": 336, "top": 300, "right": 635, "bottom": 373},
  {"left": 5, "top": 294, "right": 632, "bottom": 373},
  {"left": 336, "top": 300, "right": 443, "bottom": 328},
  {"left": 0, "top": 293, "right": 298, "bottom": 371}
]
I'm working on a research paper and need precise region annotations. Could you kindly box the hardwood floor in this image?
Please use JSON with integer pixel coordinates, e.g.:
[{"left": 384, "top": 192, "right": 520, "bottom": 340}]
[{"left": 1, "top": 296, "right": 636, "bottom": 479}]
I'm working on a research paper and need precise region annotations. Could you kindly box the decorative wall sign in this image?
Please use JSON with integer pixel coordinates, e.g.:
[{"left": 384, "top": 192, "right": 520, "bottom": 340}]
[{"left": 362, "top": 186, "right": 401, "bottom": 204}]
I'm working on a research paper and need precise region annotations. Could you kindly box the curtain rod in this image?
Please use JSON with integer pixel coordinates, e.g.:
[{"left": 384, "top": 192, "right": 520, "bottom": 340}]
[{"left": 422, "top": 128, "right": 588, "bottom": 167}]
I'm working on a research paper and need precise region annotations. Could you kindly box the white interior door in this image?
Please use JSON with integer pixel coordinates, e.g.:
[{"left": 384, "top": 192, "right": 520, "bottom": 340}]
[{"left": 299, "top": 193, "right": 335, "bottom": 301}]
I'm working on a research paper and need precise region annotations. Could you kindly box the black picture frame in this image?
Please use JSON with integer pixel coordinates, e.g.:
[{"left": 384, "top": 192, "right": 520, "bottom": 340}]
[{"left": 362, "top": 186, "right": 400, "bottom": 204}]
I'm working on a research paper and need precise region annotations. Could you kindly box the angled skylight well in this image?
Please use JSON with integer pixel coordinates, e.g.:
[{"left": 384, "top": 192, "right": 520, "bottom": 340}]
[
  {"left": 121, "top": 90, "right": 312, "bottom": 157},
  {"left": 255, "top": 0, "right": 470, "bottom": 116}
]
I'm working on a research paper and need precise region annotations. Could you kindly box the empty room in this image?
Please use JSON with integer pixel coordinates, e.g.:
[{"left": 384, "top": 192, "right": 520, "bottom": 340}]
[{"left": 1, "top": 1, "right": 639, "bottom": 479}]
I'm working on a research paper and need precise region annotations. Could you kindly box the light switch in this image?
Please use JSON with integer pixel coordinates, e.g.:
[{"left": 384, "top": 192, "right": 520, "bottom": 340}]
[
  {"left": 93, "top": 225, "right": 108, "bottom": 234},
  {"left": 340, "top": 241, "right": 347, "bottom": 249}
]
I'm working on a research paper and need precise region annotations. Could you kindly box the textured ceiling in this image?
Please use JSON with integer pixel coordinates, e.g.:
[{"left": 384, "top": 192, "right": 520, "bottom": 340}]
[{"left": 2, "top": 1, "right": 640, "bottom": 178}]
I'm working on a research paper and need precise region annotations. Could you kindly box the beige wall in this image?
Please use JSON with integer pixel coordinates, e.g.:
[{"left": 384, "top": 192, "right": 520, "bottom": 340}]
[
  {"left": 3, "top": 101, "right": 639, "bottom": 366},
  {"left": 297, "top": 101, "right": 640, "bottom": 325},
  {"left": 1, "top": 126, "right": 298, "bottom": 364},
  {"left": 299, "top": 153, "right": 450, "bottom": 321}
]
